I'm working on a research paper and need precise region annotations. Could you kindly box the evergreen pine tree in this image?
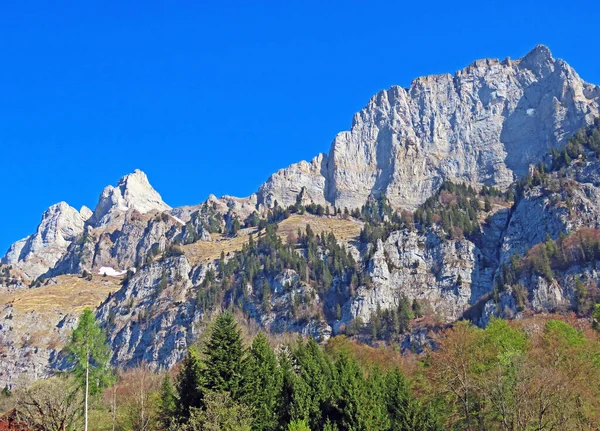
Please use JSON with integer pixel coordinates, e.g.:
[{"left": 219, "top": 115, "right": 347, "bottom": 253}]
[
  {"left": 242, "top": 332, "right": 283, "bottom": 431},
  {"left": 176, "top": 346, "right": 204, "bottom": 420},
  {"left": 202, "top": 312, "right": 245, "bottom": 399},
  {"left": 158, "top": 373, "right": 178, "bottom": 428}
]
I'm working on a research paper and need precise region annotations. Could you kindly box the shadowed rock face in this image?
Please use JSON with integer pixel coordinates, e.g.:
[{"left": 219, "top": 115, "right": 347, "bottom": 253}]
[{"left": 259, "top": 45, "right": 599, "bottom": 210}]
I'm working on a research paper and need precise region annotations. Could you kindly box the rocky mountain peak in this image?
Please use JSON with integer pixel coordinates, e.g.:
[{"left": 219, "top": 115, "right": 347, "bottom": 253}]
[
  {"left": 1, "top": 202, "right": 86, "bottom": 279},
  {"left": 90, "top": 169, "right": 171, "bottom": 227},
  {"left": 259, "top": 45, "right": 599, "bottom": 211},
  {"left": 519, "top": 44, "right": 554, "bottom": 71}
]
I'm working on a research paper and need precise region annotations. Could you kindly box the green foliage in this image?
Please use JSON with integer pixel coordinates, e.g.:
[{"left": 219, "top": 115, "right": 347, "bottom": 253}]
[
  {"left": 286, "top": 419, "right": 310, "bottom": 431},
  {"left": 358, "top": 195, "right": 407, "bottom": 244},
  {"left": 201, "top": 220, "right": 359, "bottom": 321},
  {"left": 66, "top": 308, "right": 112, "bottom": 396},
  {"left": 242, "top": 332, "right": 283, "bottom": 431},
  {"left": 368, "top": 296, "right": 414, "bottom": 341},
  {"left": 516, "top": 120, "right": 600, "bottom": 203},
  {"left": 414, "top": 181, "right": 507, "bottom": 240},
  {"left": 385, "top": 368, "right": 442, "bottom": 431},
  {"left": 201, "top": 313, "right": 245, "bottom": 399},
  {"left": 593, "top": 304, "right": 600, "bottom": 332},
  {"left": 497, "top": 229, "right": 600, "bottom": 316},
  {"left": 544, "top": 319, "right": 585, "bottom": 346},
  {"left": 159, "top": 373, "right": 178, "bottom": 429},
  {"left": 187, "top": 391, "right": 252, "bottom": 431},
  {"left": 176, "top": 346, "right": 204, "bottom": 420}
]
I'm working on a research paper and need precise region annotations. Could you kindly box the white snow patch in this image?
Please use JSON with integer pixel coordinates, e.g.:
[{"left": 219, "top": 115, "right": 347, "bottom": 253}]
[
  {"left": 98, "top": 267, "right": 127, "bottom": 277},
  {"left": 527, "top": 108, "right": 536, "bottom": 116},
  {"left": 171, "top": 215, "right": 185, "bottom": 225}
]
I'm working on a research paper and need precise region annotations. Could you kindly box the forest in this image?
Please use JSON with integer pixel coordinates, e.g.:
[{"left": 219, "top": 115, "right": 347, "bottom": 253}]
[{"left": 2, "top": 311, "right": 599, "bottom": 431}]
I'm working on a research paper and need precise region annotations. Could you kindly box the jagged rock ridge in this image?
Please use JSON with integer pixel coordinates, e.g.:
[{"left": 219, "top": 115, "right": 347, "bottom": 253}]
[
  {"left": 259, "top": 45, "right": 599, "bottom": 209},
  {"left": 2, "top": 170, "right": 172, "bottom": 280}
]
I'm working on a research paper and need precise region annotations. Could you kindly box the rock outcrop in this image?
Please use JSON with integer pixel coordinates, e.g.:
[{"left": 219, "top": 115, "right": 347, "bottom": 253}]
[
  {"left": 2, "top": 170, "right": 173, "bottom": 280},
  {"left": 89, "top": 169, "right": 171, "bottom": 227},
  {"left": 260, "top": 45, "right": 599, "bottom": 210},
  {"left": 1, "top": 203, "right": 87, "bottom": 280}
]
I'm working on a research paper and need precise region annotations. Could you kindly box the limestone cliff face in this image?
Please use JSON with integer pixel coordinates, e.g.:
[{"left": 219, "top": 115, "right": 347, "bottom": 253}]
[
  {"left": 339, "top": 230, "right": 491, "bottom": 326},
  {"left": 260, "top": 45, "right": 599, "bottom": 210},
  {"left": 257, "top": 154, "right": 329, "bottom": 208},
  {"left": 90, "top": 169, "right": 171, "bottom": 227},
  {"left": 2, "top": 170, "right": 173, "bottom": 281},
  {"left": 1, "top": 203, "right": 87, "bottom": 280}
]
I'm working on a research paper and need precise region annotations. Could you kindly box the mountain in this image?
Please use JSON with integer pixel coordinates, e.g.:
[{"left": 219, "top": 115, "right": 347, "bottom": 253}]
[
  {"left": 89, "top": 169, "right": 171, "bottom": 227},
  {"left": 1, "top": 169, "right": 171, "bottom": 281},
  {"left": 1, "top": 203, "right": 89, "bottom": 280},
  {"left": 2, "top": 45, "right": 600, "bottom": 389},
  {"left": 259, "top": 45, "right": 599, "bottom": 209}
]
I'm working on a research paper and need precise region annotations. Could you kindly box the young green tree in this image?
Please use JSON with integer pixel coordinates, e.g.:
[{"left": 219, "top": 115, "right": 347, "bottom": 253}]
[
  {"left": 176, "top": 346, "right": 204, "bottom": 421},
  {"left": 158, "top": 373, "right": 178, "bottom": 428},
  {"left": 242, "top": 332, "right": 283, "bottom": 431},
  {"left": 66, "top": 308, "right": 112, "bottom": 431},
  {"left": 286, "top": 419, "right": 311, "bottom": 431},
  {"left": 202, "top": 312, "right": 245, "bottom": 399}
]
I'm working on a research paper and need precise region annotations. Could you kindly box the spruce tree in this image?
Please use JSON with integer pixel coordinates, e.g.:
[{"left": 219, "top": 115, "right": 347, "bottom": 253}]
[
  {"left": 176, "top": 346, "right": 203, "bottom": 420},
  {"left": 385, "top": 368, "right": 442, "bottom": 431},
  {"left": 202, "top": 312, "right": 245, "bottom": 399},
  {"left": 332, "top": 354, "right": 389, "bottom": 431},
  {"left": 158, "top": 373, "right": 178, "bottom": 428},
  {"left": 291, "top": 338, "right": 334, "bottom": 429},
  {"left": 243, "top": 332, "right": 283, "bottom": 431}
]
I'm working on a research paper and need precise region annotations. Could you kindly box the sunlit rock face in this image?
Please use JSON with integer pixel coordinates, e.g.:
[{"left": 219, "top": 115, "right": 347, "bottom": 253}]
[{"left": 260, "top": 45, "right": 599, "bottom": 210}]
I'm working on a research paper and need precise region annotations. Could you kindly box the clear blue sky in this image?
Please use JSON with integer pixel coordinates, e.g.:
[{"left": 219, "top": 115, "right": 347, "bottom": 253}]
[{"left": 2, "top": 0, "right": 599, "bottom": 252}]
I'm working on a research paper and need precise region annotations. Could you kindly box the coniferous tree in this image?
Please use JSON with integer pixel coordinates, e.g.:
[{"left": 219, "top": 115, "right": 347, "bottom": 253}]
[
  {"left": 385, "top": 368, "right": 442, "bottom": 431},
  {"left": 202, "top": 312, "right": 245, "bottom": 399},
  {"left": 66, "top": 308, "right": 112, "bottom": 431},
  {"left": 332, "top": 354, "right": 389, "bottom": 431},
  {"left": 176, "top": 346, "right": 203, "bottom": 420},
  {"left": 242, "top": 332, "right": 283, "bottom": 431},
  {"left": 158, "top": 373, "right": 178, "bottom": 428},
  {"left": 291, "top": 338, "right": 334, "bottom": 429}
]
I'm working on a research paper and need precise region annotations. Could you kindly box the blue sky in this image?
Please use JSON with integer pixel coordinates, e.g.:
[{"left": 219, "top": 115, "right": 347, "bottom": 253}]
[{"left": 1, "top": 0, "right": 599, "bottom": 252}]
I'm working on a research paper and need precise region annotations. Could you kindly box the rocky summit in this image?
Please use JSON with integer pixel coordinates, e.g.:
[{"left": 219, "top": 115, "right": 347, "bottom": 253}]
[
  {"left": 2, "top": 45, "right": 600, "bottom": 388},
  {"left": 259, "top": 45, "right": 599, "bottom": 209}
]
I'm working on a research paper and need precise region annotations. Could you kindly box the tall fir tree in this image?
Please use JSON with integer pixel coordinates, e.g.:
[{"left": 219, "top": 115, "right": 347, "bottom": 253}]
[
  {"left": 332, "top": 354, "right": 389, "bottom": 431},
  {"left": 176, "top": 346, "right": 204, "bottom": 420},
  {"left": 384, "top": 368, "right": 444, "bottom": 431},
  {"left": 201, "top": 312, "right": 245, "bottom": 399},
  {"left": 158, "top": 373, "right": 178, "bottom": 428},
  {"left": 242, "top": 332, "right": 283, "bottom": 431},
  {"left": 291, "top": 337, "right": 335, "bottom": 429}
]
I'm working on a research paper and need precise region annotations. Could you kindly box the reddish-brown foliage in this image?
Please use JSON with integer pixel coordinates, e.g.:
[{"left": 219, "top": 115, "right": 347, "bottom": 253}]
[{"left": 0, "top": 411, "right": 29, "bottom": 431}]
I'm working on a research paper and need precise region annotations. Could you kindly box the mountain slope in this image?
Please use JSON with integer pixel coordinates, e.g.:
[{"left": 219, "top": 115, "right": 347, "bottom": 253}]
[{"left": 2, "top": 45, "right": 600, "bottom": 389}]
